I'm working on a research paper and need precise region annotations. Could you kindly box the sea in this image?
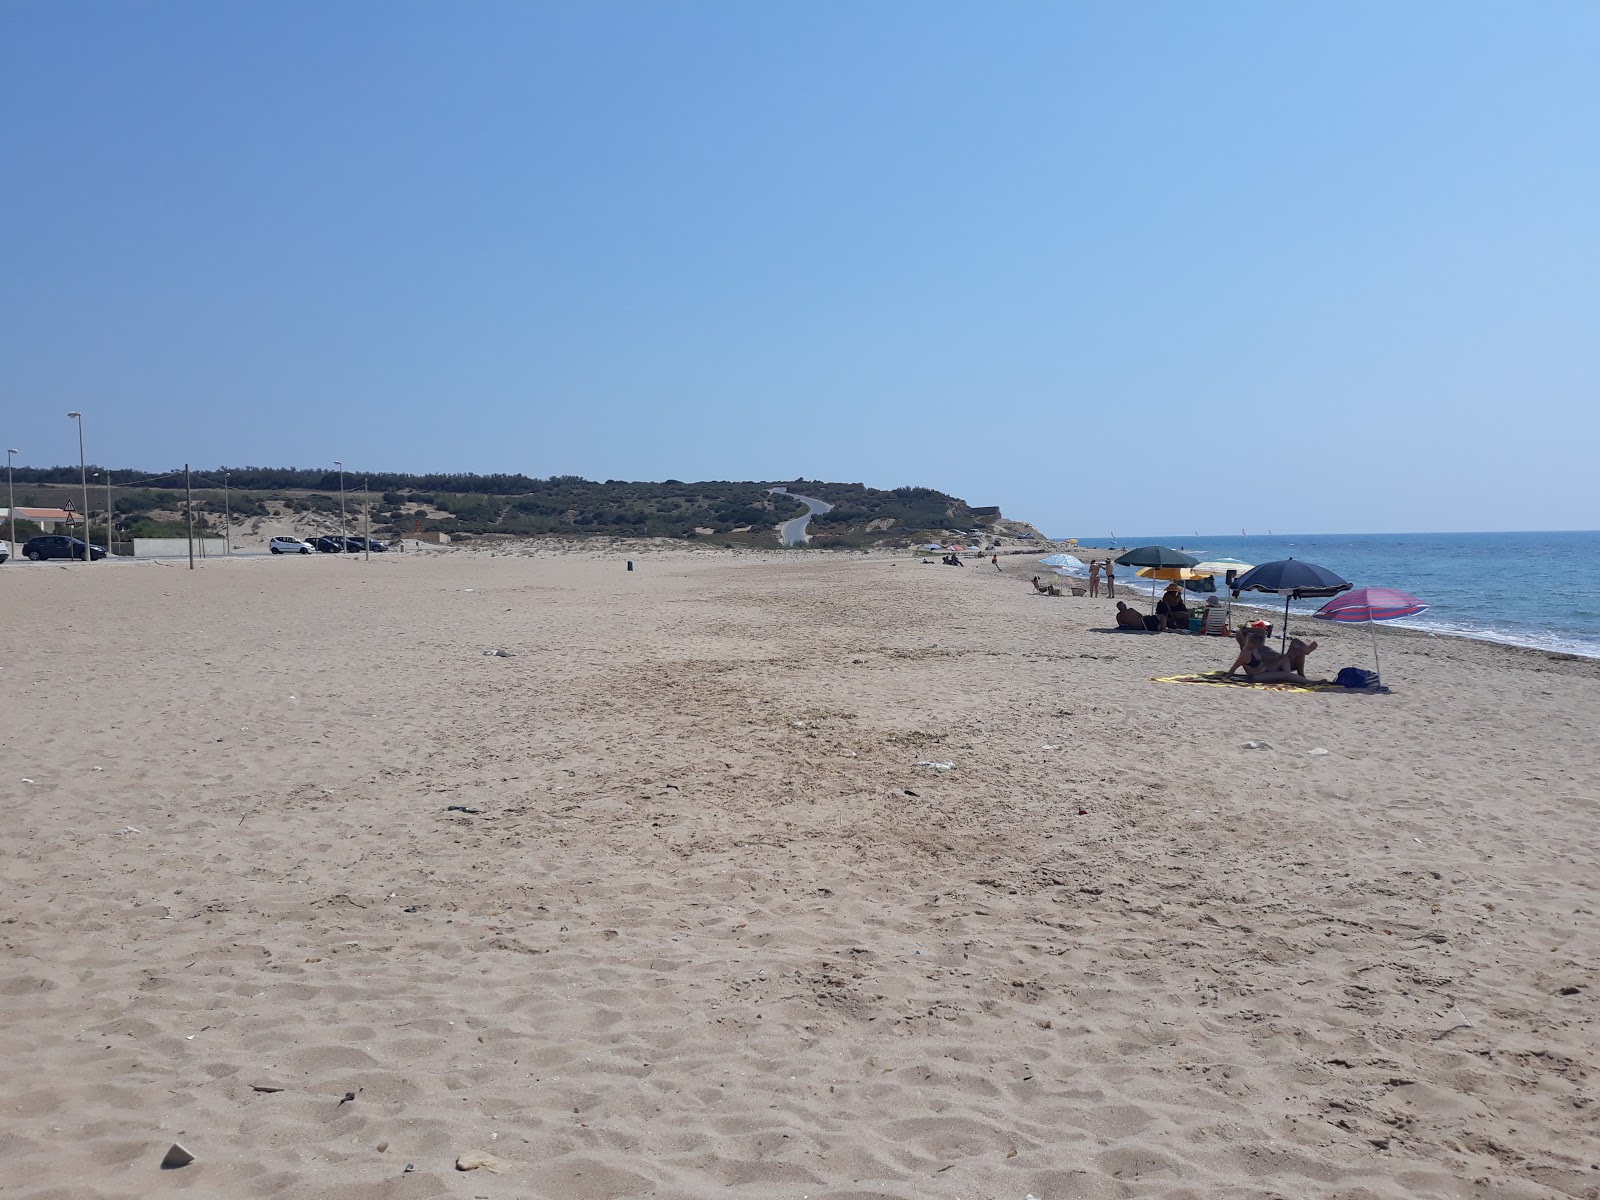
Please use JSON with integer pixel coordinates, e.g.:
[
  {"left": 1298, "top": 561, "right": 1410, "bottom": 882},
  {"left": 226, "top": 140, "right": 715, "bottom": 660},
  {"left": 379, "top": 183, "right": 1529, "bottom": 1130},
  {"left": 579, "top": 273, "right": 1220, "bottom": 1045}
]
[{"left": 1044, "top": 531, "right": 1600, "bottom": 660}]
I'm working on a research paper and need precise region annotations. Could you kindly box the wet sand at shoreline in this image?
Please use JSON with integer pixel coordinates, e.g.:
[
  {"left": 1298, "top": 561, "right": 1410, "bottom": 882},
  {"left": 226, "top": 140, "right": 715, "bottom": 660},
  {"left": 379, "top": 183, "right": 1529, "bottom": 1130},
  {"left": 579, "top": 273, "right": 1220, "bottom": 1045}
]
[{"left": 3, "top": 549, "right": 1597, "bottom": 1199}]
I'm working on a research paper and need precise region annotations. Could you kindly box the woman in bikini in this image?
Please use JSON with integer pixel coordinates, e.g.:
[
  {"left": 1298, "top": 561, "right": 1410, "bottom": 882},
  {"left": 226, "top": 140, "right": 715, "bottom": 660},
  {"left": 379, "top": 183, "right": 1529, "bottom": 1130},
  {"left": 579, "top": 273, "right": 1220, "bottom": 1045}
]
[{"left": 1228, "top": 632, "right": 1321, "bottom": 684}]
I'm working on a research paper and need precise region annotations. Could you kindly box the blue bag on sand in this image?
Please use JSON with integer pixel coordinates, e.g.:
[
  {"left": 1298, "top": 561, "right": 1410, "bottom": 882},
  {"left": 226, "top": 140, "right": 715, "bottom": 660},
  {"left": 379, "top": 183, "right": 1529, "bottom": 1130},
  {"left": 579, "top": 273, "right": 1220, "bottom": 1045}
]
[{"left": 1336, "top": 667, "right": 1376, "bottom": 689}]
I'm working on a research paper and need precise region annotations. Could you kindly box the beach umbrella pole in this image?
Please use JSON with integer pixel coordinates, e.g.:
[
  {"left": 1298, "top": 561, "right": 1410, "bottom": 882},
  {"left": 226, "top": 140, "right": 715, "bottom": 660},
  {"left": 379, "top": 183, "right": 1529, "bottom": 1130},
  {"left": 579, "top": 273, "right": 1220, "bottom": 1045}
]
[
  {"left": 1282, "top": 594, "right": 1291, "bottom": 653},
  {"left": 1369, "top": 619, "right": 1381, "bottom": 683}
]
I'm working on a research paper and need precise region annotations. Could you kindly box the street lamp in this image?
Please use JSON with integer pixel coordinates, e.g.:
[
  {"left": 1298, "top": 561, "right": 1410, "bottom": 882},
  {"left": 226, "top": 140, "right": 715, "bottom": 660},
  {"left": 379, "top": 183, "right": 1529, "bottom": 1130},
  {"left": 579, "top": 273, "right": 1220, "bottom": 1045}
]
[
  {"left": 334, "top": 460, "right": 346, "bottom": 549},
  {"left": 6, "top": 448, "right": 17, "bottom": 559},
  {"left": 67, "top": 412, "right": 90, "bottom": 562}
]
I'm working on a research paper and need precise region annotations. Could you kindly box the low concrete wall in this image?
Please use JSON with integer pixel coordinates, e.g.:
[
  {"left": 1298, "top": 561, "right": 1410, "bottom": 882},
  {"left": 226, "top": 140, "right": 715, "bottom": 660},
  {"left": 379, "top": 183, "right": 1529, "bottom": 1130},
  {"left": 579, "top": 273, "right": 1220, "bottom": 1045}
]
[{"left": 132, "top": 538, "right": 229, "bottom": 559}]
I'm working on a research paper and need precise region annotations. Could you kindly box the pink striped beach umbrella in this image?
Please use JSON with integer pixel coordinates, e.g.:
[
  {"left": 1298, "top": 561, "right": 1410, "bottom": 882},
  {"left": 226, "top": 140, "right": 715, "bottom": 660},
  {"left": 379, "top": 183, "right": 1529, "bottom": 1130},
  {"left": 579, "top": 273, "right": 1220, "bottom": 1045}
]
[{"left": 1313, "top": 587, "right": 1429, "bottom": 683}]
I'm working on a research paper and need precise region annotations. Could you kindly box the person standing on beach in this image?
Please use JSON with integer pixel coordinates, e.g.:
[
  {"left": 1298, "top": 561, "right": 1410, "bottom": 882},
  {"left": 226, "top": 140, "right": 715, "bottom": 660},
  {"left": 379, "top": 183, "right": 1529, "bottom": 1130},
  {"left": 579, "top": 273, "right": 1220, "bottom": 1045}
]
[
  {"left": 991, "top": 554, "right": 1000, "bottom": 571},
  {"left": 1088, "top": 560, "right": 1102, "bottom": 597},
  {"left": 1105, "top": 561, "right": 1116, "bottom": 598}
]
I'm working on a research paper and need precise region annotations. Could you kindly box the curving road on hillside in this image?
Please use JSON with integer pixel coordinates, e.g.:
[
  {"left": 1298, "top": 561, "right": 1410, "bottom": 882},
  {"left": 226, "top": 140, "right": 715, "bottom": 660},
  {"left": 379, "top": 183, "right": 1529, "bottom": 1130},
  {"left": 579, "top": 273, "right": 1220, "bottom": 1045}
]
[{"left": 769, "top": 487, "right": 833, "bottom": 545}]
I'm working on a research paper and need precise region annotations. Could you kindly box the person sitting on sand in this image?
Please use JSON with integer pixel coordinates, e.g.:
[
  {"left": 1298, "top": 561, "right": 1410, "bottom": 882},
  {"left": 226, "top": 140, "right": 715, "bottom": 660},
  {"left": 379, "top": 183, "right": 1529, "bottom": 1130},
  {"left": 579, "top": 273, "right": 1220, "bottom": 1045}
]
[
  {"left": 1156, "top": 584, "right": 1190, "bottom": 629},
  {"left": 1229, "top": 632, "right": 1322, "bottom": 684},
  {"left": 1228, "top": 630, "right": 1279, "bottom": 675},
  {"left": 1115, "top": 601, "right": 1148, "bottom": 629}
]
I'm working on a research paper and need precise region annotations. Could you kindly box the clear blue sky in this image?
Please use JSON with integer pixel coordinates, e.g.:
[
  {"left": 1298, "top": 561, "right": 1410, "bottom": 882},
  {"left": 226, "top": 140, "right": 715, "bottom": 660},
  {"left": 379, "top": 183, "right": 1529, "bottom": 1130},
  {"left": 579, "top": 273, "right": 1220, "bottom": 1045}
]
[{"left": 3, "top": 2, "right": 1596, "bottom": 535}]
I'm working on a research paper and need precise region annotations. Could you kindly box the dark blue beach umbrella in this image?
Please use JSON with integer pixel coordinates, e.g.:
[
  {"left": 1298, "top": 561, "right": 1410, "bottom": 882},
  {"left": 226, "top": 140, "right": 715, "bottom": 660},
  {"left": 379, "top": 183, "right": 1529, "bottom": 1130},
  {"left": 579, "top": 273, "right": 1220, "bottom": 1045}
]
[
  {"left": 1113, "top": 545, "right": 1200, "bottom": 569},
  {"left": 1230, "top": 558, "right": 1352, "bottom": 650},
  {"left": 1113, "top": 546, "right": 1199, "bottom": 600}
]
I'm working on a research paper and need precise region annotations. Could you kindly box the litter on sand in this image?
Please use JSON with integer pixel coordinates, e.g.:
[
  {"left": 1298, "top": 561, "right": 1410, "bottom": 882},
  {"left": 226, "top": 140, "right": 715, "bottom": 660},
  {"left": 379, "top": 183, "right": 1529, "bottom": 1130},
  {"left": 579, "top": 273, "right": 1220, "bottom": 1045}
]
[
  {"left": 160, "top": 1144, "right": 195, "bottom": 1169},
  {"left": 916, "top": 761, "right": 955, "bottom": 770}
]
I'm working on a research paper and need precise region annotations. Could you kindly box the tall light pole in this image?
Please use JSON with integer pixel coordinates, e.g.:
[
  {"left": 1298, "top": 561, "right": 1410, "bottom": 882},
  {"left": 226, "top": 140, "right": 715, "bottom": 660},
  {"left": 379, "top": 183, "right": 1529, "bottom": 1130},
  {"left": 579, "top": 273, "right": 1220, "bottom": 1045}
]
[
  {"left": 222, "top": 470, "right": 232, "bottom": 556},
  {"left": 334, "top": 460, "right": 346, "bottom": 550},
  {"left": 67, "top": 412, "right": 89, "bottom": 562},
  {"left": 6, "top": 448, "right": 17, "bottom": 559}
]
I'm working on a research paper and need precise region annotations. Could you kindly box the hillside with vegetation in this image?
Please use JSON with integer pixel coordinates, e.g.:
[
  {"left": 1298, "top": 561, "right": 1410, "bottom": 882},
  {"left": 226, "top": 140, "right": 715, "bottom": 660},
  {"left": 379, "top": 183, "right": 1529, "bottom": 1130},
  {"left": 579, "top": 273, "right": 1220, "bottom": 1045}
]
[{"left": 4, "top": 469, "right": 1026, "bottom": 549}]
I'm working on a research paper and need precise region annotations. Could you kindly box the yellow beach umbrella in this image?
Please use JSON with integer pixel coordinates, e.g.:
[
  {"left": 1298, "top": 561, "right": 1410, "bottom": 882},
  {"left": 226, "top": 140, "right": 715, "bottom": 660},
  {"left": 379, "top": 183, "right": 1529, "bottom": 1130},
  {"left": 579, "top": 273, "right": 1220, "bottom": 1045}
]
[{"left": 1135, "top": 565, "right": 1213, "bottom": 602}]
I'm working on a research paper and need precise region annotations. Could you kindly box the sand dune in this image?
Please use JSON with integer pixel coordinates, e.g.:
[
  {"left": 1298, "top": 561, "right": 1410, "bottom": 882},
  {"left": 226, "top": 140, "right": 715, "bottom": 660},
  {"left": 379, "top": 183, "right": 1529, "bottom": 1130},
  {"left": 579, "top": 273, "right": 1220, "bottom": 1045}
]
[{"left": 2, "top": 550, "right": 1596, "bottom": 1198}]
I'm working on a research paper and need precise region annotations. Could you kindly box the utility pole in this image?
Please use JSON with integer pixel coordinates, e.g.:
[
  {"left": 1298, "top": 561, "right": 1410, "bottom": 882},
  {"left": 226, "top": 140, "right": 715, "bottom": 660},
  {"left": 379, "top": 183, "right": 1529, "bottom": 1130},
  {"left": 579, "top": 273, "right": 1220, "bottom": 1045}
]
[
  {"left": 185, "top": 463, "right": 195, "bottom": 570},
  {"left": 67, "top": 411, "right": 89, "bottom": 561},
  {"left": 363, "top": 480, "right": 370, "bottom": 561},
  {"left": 334, "top": 460, "right": 346, "bottom": 550},
  {"left": 105, "top": 469, "right": 114, "bottom": 556},
  {"left": 6, "top": 449, "right": 17, "bottom": 560},
  {"left": 223, "top": 470, "right": 232, "bottom": 556}
]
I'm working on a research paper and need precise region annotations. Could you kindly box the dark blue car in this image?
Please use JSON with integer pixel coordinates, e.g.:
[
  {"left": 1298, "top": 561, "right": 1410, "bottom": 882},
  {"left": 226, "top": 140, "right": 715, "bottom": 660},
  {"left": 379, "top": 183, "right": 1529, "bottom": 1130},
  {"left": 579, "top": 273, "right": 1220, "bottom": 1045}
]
[{"left": 22, "top": 535, "right": 106, "bottom": 562}]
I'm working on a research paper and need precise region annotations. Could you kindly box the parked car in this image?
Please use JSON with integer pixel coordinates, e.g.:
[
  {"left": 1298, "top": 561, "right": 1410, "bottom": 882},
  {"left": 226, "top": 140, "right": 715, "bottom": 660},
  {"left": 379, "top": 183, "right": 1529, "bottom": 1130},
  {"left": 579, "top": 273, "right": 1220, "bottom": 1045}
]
[
  {"left": 345, "top": 536, "right": 387, "bottom": 552},
  {"left": 269, "top": 536, "right": 313, "bottom": 555},
  {"left": 22, "top": 535, "right": 106, "bottom": 562},
  {"left": 0, "top": 545, "right": 8, "bottom": 564},
  {"left": 311, "top": 536, "right": 346, "bottom": 553}
]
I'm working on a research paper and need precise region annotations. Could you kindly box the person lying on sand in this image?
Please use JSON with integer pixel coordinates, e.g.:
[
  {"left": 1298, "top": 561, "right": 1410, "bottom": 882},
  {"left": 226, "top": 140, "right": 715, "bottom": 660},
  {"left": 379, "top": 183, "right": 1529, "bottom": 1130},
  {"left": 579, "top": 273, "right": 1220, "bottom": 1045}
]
[{"left": 1116, "top": 601, "right": 1148, "bottom": 629}]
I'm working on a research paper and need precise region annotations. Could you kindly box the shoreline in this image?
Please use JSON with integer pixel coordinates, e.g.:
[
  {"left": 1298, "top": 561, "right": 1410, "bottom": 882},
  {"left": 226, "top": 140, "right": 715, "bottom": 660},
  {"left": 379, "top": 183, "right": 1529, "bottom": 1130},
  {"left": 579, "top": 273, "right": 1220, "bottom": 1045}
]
[{"left": 1048, "top": 547, "right": 1600, "bottom": 665}]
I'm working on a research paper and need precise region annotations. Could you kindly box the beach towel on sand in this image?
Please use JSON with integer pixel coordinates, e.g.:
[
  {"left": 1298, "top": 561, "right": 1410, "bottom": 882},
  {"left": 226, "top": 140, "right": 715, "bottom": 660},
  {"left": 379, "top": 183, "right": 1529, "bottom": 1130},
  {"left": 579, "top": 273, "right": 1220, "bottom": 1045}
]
[{"left": 1152, "top": 670, "right": 1348, "bottom": 693}]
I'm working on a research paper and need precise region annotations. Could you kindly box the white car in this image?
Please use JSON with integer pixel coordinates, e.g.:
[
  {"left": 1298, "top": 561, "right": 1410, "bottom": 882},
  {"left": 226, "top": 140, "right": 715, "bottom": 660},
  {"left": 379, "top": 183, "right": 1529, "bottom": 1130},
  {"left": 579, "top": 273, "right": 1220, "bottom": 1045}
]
[{"left": 269, "top": 536, "right": 313, "bottom": 555}]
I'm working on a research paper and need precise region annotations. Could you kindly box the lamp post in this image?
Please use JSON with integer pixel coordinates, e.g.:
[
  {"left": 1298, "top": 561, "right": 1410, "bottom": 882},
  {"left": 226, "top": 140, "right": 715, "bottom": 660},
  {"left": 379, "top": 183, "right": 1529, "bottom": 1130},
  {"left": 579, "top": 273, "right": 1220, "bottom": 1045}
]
[
  {"left": 6, "top": 448, "right": 17, "bottom": 560},
  {"left": 334, "top": 460, "right": 346, "bottom": 550},
  {"left": 67, "top": 412, "right": 89, "bottom": 562},
  {"left": 222, "top": 470, "right": 232, "bottom": 556}
]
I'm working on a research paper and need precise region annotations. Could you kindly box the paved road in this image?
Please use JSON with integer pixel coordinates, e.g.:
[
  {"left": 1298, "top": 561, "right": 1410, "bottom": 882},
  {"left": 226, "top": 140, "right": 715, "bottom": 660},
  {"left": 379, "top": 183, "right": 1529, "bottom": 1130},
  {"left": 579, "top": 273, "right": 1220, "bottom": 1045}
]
[
  {"left": 770, "top": 488, "right": 833, "bottom": 545},
  {"left": 0, "top": 550, "right": 328, "bottom": 566}
]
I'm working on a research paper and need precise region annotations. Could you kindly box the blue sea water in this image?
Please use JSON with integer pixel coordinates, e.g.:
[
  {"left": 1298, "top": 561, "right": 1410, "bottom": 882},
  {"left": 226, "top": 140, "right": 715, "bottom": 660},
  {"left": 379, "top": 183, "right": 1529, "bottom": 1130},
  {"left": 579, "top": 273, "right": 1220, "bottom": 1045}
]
[{"left": 1048, "top": 531, "right": 1600, "bottom": 659}]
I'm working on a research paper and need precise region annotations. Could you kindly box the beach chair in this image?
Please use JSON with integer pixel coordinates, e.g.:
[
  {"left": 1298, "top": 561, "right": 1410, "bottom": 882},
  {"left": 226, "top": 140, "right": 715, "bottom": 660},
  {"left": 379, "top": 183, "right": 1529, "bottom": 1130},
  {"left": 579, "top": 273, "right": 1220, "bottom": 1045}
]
[{"left": 1202, "top": 606, "right": 1229, "bottom": 637}]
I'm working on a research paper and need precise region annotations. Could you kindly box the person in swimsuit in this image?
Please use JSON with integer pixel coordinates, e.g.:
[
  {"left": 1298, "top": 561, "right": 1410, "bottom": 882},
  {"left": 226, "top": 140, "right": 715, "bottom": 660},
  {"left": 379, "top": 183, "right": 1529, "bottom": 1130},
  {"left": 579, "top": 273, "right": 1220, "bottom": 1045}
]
[
  {"left": 1088, "top": 561, "right": 1102, "bottom": 597},
  {"left": 1115, "top": 601, "right": 1147, "bottom": 629},
  {"left": 1105, "top": 561, "right": 1116, "bottom": 598},
  {"left": 1228, "top": 632, "right": 1321, "bottom": 683}
]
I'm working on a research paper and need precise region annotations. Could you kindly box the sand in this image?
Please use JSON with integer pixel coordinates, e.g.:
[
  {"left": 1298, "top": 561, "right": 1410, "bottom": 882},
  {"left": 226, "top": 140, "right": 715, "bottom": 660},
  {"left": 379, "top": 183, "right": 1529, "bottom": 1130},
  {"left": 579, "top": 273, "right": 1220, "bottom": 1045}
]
[{"left": 2, "top": 549, "right": 1597, "bottom": 1199}]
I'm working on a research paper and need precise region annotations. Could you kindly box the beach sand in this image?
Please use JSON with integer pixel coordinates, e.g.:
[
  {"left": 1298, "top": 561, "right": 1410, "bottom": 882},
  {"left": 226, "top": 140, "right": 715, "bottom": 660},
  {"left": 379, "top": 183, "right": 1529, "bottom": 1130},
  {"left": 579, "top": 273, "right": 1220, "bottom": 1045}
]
[{"left": 3, "top": 549, "right": 1597, "bottom": 1199}]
